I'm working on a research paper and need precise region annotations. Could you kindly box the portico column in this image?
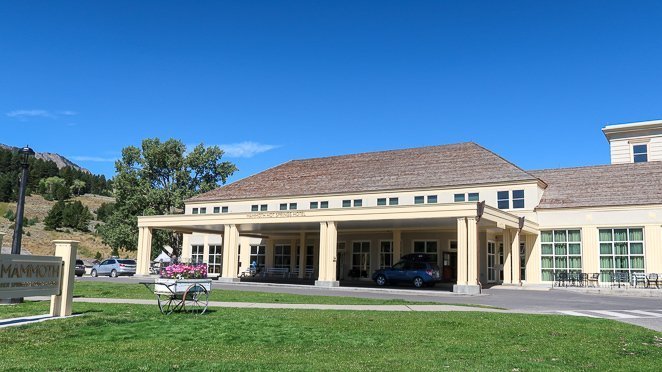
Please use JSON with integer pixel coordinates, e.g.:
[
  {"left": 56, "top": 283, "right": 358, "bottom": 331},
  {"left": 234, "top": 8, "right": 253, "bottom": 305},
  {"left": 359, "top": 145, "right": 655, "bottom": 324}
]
[
  {"left": 453, "top": 217, "right": 481, "bottom": 294},
  {"left": 393, "top": 230, "right": 402, "bottom": 262},
  {"left": 298, "top": 232, "right": 306, "bottom": 279},
  {"left": 219, "top": 224, "right": 240, "bottom": 283},
  {"left": 503, "top": 229, "right": 513, "bottom": 284},
  {"left": 511, "top": 229, "right": 521, "bottom": 285},
  {"left": 455, "top": 218, "right": 468, "bottom": 285},
  {"left": 136, "top": 227, "right": 152, "bottom": 276},
  {"left": 466, "top": 217, "right": 479, "bottom": 286},
  {"left": 315, "top": 221, "right": 339, "bottom": 287}
]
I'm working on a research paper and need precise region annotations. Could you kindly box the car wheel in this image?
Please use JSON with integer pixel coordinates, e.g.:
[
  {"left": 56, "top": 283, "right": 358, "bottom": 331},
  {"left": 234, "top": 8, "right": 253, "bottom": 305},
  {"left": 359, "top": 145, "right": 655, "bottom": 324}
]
[
  {"left": 110, "top": 269, "right": 118, "bottom": 278},
  {"left": 375, "top": 274, "right": 387, "bottom": 286},
  {"left": 413, "top": 277, "right": 424, "bottom": 288},
  {"left": 91, "top": 269, "right": 98, "bottom": 277}
]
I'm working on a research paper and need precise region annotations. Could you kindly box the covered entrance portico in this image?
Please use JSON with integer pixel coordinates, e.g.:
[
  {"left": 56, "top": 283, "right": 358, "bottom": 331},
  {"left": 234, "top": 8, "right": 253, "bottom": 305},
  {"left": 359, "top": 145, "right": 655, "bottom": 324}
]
[{"left": 136, "top": 203, "right": 538, "bottom": 293}]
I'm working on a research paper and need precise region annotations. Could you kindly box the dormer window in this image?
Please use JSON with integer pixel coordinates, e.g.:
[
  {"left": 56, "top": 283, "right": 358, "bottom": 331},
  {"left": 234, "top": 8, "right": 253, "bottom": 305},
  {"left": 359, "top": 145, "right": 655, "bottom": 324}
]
[{"left": 633, "top": 144, "right": 648, "bottom": 163}]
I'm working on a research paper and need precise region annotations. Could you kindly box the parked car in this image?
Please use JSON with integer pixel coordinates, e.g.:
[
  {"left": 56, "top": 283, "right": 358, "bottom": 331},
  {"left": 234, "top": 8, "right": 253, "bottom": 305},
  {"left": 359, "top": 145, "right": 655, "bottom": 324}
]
[
  {"left": 91, "top": 259, "right": 137, "bottom": 278},
  {"left": 75, "top": 259, "right": 86, "bottom": 277},
  {"left": 372, "top": 259, "right": 441, "bottom": 288}
]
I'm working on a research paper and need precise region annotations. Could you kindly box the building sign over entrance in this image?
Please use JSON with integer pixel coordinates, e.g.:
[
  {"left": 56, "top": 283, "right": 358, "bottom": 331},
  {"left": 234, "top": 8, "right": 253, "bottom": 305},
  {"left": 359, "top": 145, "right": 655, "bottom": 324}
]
[
  {"left": 0, "top": 255, "right": 63, "bottom": 298},
  {"left": 249, "top": 211, "right": 306, "bottom": 219}
]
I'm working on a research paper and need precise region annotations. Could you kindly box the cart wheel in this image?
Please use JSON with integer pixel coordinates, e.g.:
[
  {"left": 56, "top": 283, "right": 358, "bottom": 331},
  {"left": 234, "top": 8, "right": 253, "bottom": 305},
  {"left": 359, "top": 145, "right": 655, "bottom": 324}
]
[
  {"left": 157, "top": 294, "right": 176, "bottom": 315},
  {"left": 183, "top": 284, "right": 209, "bottom": 315}
]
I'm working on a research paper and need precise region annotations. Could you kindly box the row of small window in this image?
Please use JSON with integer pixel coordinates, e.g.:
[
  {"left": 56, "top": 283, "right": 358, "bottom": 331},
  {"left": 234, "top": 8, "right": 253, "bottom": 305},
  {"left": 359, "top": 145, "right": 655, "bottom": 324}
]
[{"left": 192, "top": 206, "right": 228, "bottom": 214}]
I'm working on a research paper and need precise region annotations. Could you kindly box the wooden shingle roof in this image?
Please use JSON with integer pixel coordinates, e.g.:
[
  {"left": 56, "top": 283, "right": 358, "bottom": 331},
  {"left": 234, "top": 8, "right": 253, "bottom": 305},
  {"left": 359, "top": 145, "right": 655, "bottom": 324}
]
[
  {"left": 189, "top": 142, "right": 540, "bottom": 202},
  {"left": 531, "top": 162, "right": 662, "bottom": 209}
]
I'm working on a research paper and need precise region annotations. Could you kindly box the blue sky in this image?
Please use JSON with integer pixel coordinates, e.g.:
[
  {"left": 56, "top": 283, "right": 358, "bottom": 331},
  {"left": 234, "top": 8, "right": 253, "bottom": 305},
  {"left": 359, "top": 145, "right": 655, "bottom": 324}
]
[{"left": 2, "top": 1, "right": 662, "bottom": 182}]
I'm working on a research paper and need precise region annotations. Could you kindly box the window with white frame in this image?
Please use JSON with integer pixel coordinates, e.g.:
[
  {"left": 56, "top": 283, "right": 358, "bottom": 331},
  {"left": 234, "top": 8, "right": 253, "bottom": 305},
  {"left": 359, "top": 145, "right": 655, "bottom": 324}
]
[
  {"left": 413, "top": 241, "right": 438, "bottom": 263},
  {"left": 379, "top": 241, "right": 393, "bottom": 269},
  {"left": 454, "top": 193, "right": 479, "bottom": 203},
  {"left": 449, "top": 240, "right": 457, "bottom": 250},
  {"left": 213, "top": 207, "right": 220, "bottom": 214},
  {"left": 377, "top": 198, "right": 386, "bottom": 206},
  {"left": 320, "top": 201, "right": 328, "bottom": 208},
  {"left": 352, "top": 241, "right": 371, "bottom": 275},
  {"left": 250, "top": 245, "right": 266, "bottom": 269},
  {"left": 512, "top": 190, "right": 524, "bottom": 209},
  {"left": 310, "top": 201, "right": 318, "bottom": 209},
  {"left": 427, "top": 195, "right": 437, "bottom": 203},
  {"left": 280, "top": 203, "right": 287, "bottom": 210},
  {"left": 192, "top": 208, "right": 199, "bottom": 214},
  {"left": 274, "top": 244, "right": 291, "bottom": 269},
  {"left": 251, "top": 205, "right": 259, "bottom": 212},
  {"left": 633, "top": 144, "right": 648, "bottom": 163},
  {"left": 260, "top": 204, "right": 267, "bottom": 211},
  {"left": 388, "top": 197, "right": 398, "bottom": 205},
  {"left": 191, "top": 245, "right": 204, "bottom": 265},
  {"left": 208, "top": 245, "right": 222, "bottom": 274},
  {"left": 342, "top": 200, "right": 351, "bottom": 208},
  {"left": 289, "top": 203, "right": 297, "bottom": 210},
  {"left": 222, "top": 206, "right": 228, "bottom": 213},
  {"left": 353, "top": 199, "right": 362, "bottom": 207},
  {"left": 497, "top": 191, "right": 509, "bottom": 209},
  {"left": 599, "top": 228, "right": 644, "bottom": 282},
  {"left": 540, "top": 230, "right": 582, "bottom": 281},
  {"left": 414, "top": 196, "right": 425, "bottom": 204},
  {"left": 200, "top": 207, "right": 207, "bottom": 214},
  {"left": 454, "top": 193, "right": 465, "bottom": 202}
]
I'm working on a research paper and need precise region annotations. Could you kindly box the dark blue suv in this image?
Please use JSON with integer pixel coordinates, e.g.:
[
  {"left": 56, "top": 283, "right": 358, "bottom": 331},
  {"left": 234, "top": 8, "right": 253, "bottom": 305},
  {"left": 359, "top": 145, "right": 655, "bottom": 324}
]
[{"left": 372, "top": 256, "right": 441, "bottom": 288}]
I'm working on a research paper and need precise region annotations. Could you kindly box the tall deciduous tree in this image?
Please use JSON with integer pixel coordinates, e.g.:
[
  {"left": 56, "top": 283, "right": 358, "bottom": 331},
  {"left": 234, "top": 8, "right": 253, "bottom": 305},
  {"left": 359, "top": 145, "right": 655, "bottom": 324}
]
[{"left": 98, "top": 138, "right": 236, "bottom": 256}]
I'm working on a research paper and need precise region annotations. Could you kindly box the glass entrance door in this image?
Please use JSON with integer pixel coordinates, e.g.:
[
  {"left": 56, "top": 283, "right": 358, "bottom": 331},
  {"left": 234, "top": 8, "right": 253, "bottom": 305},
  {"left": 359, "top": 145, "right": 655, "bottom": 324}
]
[
  {"left": 442, "top": 252, "right": 457, "bottom": 282},
  {"left": 487, "top": 242, "right": 496, "bottom": 283}
]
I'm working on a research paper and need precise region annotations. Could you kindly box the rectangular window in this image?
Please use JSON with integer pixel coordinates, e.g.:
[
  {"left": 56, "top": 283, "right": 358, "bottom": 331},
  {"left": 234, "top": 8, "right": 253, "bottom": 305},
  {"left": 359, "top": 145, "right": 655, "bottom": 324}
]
[
  {"left": 289, "top": 203, "right": 297, "bottom": 210},
  {"left": 200, "top": 207, "right": 207, "bottom": 214},
  {"left": 380, "top": 241, "right": 393, "bottom": 269},
  {"left": 468, "top": 192, "right": 480, "bottom": 202},
  {"left": 512, "top": 190, "right": 525, "bottom": 209},
  {"left": 260, "top": 204, "right": 268, "bottom": 211},
  {"left": 598, "top": 228, "right": 645, "bottom": 282},
  {"left": 295, "top": 245, "right": 315, "bottom": 270},
  {"left": 222, "top": 206, "right": 228, "bottom": 213},
  {"left": 377, "top": 198, "right": 386, "bottom": 206},
  {"left": 274, "top": 245, "right": 291, "bottom": 269},
  {"left": 633, "top": 144, "right": 648, "bottom": 163},
  {"left": 454, "top": 194, "right": 465, "bottom": 202},
  {"left": 280, "top": 203, "right": 287, "bottom": 211},
  {"left": 250, "top": 245, "right": 266, "bottom": 269},
  {"left": 342, "top": 200, "right": 351, "bottom": 208},
  {"left": 449, "top": 240, "right": 457, "bottom": 250},
  {"left": 497, "top": 191, "right": 509, "bottom": 209},
  {"left": 213, "top": 207, "right": 220, "bottom": 214},
  {"left": 191, "top": 245, "right": 204, "bottom": 265},
  {"left": 320, "top": 201, "right": 328, "bottom": 208},
  {"left": 353, "top": 199, "right": 362, "bottom": 207},
  {"left": 414, "top": 196, "right": 424, "bottom": 204},
  {"left": 427, "top": 195, "right": 437, "bottom": 204},
  {"left": 310, "top": 201, "right": 318, "bottom": 209},
  {"left": 251, "top": 205, "right": 258, "bottom": 212},
  {"left": 192, "top": 208, "right": 199, "bottom": 214},
  {"left": 540, "top": 230, "right": 582, "bottom": 282},
  {"left": 388, "top": 197, "right": 399, "bottom": 205},
  {"left": 208, "top": 245, "right": 223, "bottom": 274},
  {"left": 413, "top": 241, "right": 438, "bottom": 263},
  {"left": 352, "top": 241, "right": 371, "bottom": 277}
]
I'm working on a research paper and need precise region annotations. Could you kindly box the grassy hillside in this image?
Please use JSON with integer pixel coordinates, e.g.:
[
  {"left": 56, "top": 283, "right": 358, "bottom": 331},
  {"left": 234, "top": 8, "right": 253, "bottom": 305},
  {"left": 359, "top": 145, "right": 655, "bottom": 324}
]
[{"left": 0, "top": 194, "right": 134, "bottom": 259}]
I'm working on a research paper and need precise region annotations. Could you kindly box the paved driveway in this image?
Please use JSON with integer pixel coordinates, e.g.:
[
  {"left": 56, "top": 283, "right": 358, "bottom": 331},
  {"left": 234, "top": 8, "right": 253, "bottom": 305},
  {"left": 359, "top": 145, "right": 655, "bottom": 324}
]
[{"left": 78, "top": 276, "right": 662, "bottom": 331}]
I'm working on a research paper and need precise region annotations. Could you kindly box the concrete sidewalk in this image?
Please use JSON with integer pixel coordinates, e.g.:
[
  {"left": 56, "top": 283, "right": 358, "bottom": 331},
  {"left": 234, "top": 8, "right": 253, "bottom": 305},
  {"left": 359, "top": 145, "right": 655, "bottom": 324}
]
[{"left": 61, "top": 297, "right": 507, "bottom": 312}]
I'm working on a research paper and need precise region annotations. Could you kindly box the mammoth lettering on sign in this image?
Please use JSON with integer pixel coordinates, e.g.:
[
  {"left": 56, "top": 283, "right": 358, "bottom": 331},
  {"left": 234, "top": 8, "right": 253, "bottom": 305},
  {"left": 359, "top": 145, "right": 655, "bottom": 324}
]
[{"left": 0, "top": 255, "right": 63, "bottom": 298}]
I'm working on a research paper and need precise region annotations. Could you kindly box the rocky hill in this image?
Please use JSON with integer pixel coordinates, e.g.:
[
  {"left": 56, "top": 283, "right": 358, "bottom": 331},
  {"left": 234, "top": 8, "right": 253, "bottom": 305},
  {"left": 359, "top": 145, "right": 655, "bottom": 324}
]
[
  {"left": 0, "top": 143, "right": 89, "bottom": 173},
  {"left": 0, "top": 194, "right": 133, "bottom": 259}
]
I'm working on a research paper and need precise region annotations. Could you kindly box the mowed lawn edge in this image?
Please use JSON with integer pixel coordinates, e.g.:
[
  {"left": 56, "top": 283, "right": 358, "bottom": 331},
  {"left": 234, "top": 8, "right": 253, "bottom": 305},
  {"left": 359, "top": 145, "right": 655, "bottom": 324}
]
[
  {"left": 0, "top": 301, "right": 661, "bottom": 371},
  {"left": 69, "top": 281, "right": 479, "bottom": 306}
]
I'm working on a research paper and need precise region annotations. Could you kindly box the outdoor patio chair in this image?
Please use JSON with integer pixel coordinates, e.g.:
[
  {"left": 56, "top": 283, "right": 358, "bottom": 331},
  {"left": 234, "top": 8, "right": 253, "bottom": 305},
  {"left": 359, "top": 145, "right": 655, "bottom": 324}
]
[
  {"left": 579, "top": 273, "right": 589, "bottom": 287},
  {"left": 586, "top": 273, "right": 600, "bottom": 287},
  {"left": 646, "top": 273, "right": 659, "bottom": 289},
  {"left": 632, "top": 272, "right": 647, "bottom": 288},
  {"left": 555, "top": 272, "right": 568, "bottom": 287},
  {"left": 612, "top": 272, "right": 629, "bottom": 289}
]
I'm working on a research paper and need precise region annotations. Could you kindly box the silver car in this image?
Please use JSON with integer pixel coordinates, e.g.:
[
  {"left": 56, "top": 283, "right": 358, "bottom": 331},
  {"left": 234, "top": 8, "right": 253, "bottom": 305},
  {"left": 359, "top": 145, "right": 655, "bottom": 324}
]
[{"left": 91, "top": 259, "right": 137, "bottom": 278}]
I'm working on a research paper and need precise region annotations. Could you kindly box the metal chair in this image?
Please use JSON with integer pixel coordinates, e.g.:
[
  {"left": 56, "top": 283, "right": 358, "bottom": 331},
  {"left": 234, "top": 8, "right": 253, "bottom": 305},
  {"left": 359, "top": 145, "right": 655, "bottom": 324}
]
[
  {"left": 647, "top": 273, "right": 659, "bottom": 289},
  {"left": 586, "top": 273, "right": 600, "bottom": 287}
]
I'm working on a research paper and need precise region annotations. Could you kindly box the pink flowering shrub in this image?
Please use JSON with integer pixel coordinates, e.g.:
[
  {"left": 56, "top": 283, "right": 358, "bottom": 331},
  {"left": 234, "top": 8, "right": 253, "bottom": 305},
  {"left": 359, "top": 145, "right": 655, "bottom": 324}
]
[{"left": 161, "top": 263, "right": 208, "bottom": 279}]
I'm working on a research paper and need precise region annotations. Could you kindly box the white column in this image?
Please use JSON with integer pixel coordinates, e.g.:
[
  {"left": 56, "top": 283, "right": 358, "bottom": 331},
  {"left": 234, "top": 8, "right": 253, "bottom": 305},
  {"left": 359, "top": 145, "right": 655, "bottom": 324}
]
[
  {"left": 298, "top": 232, "right": 306, "bottom": 279},
  {"left": 50, "top": 240, "right": 78, "bottom": 317},
  {"left": 136, "top": 227, "right": 152, "bottom": 276},
  {"left": 466, "top": 217, "right": 478, "bottom": 286},
  {"left": 511, "top": 228, "right": 521, "bottom": 285},
  {"left": 181, "top": 233, "right": 192, "bottom": 262},
  {"left": 456, "top": 218, "right": 468, "bottom": 285},
  {"left": 503, "top": 229, "right": 512, "bottom": 284},
  {"left": 393, "top": 230, "right": 402, "bottom": 263},
  {"left": 220, "top": 224, "right": 240, "bottom": 283},
  {"left": 316, "top": 221, "right": 339, "bottom": 287}
]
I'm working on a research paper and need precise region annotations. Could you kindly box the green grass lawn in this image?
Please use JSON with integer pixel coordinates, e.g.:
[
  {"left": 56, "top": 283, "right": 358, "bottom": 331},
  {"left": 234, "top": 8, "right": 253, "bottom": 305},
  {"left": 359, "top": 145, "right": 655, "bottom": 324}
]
[
  {"left": 72, "top": 281, "right": 440, "bottom": 305},
  {"left": 0, "top": 301, "right": 660, "bottom": 371}
]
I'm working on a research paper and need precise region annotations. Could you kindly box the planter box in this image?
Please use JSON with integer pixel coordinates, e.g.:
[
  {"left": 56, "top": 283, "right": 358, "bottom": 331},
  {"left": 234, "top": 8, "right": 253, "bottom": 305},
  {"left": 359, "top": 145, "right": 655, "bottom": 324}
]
[{"left": 154, "top": 278, "right": 212, "bottom": 295}]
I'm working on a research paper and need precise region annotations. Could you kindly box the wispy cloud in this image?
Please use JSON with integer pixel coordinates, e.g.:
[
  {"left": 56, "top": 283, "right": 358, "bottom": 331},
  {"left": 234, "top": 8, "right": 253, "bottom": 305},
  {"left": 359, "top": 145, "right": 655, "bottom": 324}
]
[
  {"left": 68, "top": 156, "right": 116, "bottom": 162},
  {"left": 6, "top": 109, "right": 78, "bottom": 121},
  {"left": 219, "top": 141, "right": 278, "bottom": 158}
]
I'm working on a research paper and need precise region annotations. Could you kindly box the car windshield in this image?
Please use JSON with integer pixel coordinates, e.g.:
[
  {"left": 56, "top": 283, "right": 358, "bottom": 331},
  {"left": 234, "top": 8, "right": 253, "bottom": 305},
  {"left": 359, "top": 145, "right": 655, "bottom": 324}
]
[
  {"left": 392, "top": 261, "right": 406, "bottom": 269},
  {"left": 118, "top": 260, "right": 136, "bottom": 265}
]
